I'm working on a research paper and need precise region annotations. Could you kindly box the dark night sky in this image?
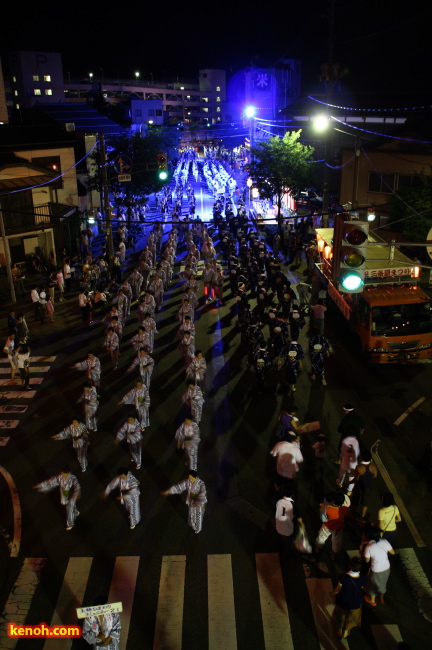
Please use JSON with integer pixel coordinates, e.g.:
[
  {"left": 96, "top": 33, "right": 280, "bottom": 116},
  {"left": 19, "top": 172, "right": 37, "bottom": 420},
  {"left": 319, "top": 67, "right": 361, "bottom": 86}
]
[{"left": 3, "top": 1, "right": 432, "bottom": 105}]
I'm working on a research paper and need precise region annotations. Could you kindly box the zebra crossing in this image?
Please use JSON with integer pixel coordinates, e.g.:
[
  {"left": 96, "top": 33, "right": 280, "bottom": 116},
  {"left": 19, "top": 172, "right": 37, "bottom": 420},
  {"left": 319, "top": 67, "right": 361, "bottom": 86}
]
[
  {"left": 0, "top": 550, "right": 424, "bottom": 650},
  {"left": 0, "top": 356, "right": 56, "bottom": 444}
]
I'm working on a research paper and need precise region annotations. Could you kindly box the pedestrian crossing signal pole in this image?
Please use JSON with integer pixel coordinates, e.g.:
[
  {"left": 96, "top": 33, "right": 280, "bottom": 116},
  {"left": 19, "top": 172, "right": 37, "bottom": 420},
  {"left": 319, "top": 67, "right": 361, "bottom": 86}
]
[{"left": 99, "top": 133, "right": 115, "bottom": 270}]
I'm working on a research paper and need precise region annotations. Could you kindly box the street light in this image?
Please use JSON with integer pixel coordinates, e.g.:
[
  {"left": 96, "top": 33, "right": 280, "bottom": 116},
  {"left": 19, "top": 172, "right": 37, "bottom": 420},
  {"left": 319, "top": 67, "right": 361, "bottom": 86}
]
[
  {"left": 312, "top": 114, "right": 331, "bottom": 227},
  {"left": 245, "top": 106, "right": 256, "bottom": 163},
  {"left": 313, "top": 114, "right": 330, "bottom": 132},
  {"left": 247, "top": 177, "right": 253, "bottom": 210},
  {"left": 89, "top": 73, "right": 93, "bottom": 80},
  {"left": 135, "top": 71, "right": 140, "bottom": 79}
]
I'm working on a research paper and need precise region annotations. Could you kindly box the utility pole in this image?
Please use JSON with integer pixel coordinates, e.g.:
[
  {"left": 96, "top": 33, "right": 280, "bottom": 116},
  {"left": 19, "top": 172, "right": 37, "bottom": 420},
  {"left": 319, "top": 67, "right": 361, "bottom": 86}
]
[
  {"left": 352, "top": 134, "right": 361, "bottom": 208},
  {"left": 99, "top": 132, "right": 114, "bottom": 270},
  {"left": 0, "top": 208, "right": 16, "bottom": 303},
  {"left": 322, "top": 0, "right": 335, "bottom": 227}
]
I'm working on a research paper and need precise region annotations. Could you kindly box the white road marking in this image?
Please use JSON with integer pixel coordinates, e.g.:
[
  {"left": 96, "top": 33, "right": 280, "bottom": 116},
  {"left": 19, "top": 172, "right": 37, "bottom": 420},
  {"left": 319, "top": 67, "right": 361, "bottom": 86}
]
[
  {"left": 0, "top": 421, "right": 19, "bottom": 429},
  {"left": 303, "top": 564, "right": 349, "bottom": 650},
  {"left": 0, "top": 438, "right": 10, "bottom": 446},
  {"left": 393, "top": 397, "right": 426, "bottom": 425},
  {"left": 42, "top": 557, "right": 93, "bottom": 650},
  {"left": 0, "top": 464, "right": 21, "bottom": 556},
  {"left": 0, "top": 367, "right": 50, "bottom": 374},
  {"left": 0, "top": 391, "right": 37, "bottom": 399},
  {"left": 108, "top": 556, "right": 140, "bottom": 650},
  {"left": 0, "top": 356, "right": 56, "bottom": 364},
  {"left": 371, "top": 624, "right": 403, "bottom": 648},
  {"left": 256, "top": 553, "right": 293, "bottom": 650},
  {"left": 0, "top": 378, "right": 43, "bottom": 386},
  {"left": 208, "top": 554, "right": 237, "bottom": 650},
  {"left": 372, "top": 441, "right": 426, "bottom": 548},
  {"left": 153, "top": 555, "right": 186, "bottom": 650},
  {"left": 0, "top": 405, "right": 28, "bottom": 413}
]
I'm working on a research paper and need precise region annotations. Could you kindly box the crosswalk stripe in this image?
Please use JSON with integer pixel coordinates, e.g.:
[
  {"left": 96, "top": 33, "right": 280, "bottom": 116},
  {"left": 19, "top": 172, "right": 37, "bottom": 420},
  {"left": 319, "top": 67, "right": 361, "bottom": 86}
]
[
  {"left": 0, "top": 438, "right": 10, "bottom": 445},
  {"left": 42, "top": 557, "right": 93, "bottom": 650},
  {"left": 303, "top": 564, "right": 348, "bottom": 650},
  {"left": 0, "top": 421, "right": 19, "bottom": 429},
  {"left": 371, "top": 624, "right": 403, "bottom": 648},
  {"left": 208, "top": 554, "right": 237, "bottom": 650},
  {"left": 0, "top": 356, "right": 56, "bottom": 364},
  {"left": 0, "top": 378, "right": 43, "bottom": 386},
  {"left": 0, "top": 391, "right": 37, "bottom": 399},
  {"left": 0, "top": 558, "right": 46, "bottom": 650},
  {"left": 256, "top": 553, "right": 293, "bottom": 650},
  {"left": 108, "top": 556, "right": 140, "bottom": 650},
  {"left": 0, "top": 367, "right": 50, "bottom": 374},
  {"left": 0, "top": 405, "right": 28, "bottom": 413},
  {"left": 153, "top": 555, "right": 186, "bottom": 650}
]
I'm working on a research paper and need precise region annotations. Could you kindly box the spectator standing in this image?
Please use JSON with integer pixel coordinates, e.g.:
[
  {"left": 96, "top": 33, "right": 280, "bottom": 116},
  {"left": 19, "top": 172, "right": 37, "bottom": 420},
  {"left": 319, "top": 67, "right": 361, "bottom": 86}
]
[{"left": 311, "top": 299, "right": 327, "bottom": 335}]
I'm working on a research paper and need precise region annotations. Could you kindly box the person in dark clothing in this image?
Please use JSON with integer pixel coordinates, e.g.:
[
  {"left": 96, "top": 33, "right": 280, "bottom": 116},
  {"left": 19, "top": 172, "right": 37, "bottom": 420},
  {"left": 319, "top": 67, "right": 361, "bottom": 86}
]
[
  {"left": 330, "top": 556, "right": 367, "bottom": 639},
  {"left": 337, "top": 403, "right": 365, "bottom": 452},
  {"left": 8, "top": 310, "right": 18, "bottom": 336}
]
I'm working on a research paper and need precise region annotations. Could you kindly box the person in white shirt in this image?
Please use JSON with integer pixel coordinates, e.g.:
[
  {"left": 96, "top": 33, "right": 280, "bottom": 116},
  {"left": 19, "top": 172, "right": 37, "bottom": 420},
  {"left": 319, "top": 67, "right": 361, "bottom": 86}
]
[
  {"left": 275, "top": 488, "right": 303, "bottom": 539},
  {"left": 363, "top": 526, "right": 396, "bottom": 606},
  {"left": 3, "top": 334, "right": 17, "bottom": 381},
  {"left": 16, "top": 344, "right": 31, "bottom": 390},
  {"left": 63, "top": 258, "right": 73, "bottom": 294},
  {"left": 30, "top": 285, "right": 44, "bottom": 323}
]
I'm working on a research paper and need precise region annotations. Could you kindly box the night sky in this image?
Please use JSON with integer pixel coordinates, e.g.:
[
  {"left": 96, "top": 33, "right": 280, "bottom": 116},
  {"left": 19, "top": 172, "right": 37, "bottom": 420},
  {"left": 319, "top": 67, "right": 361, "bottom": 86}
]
[{"left": 3, "top": 1, "right": 432, "bottom": 104}]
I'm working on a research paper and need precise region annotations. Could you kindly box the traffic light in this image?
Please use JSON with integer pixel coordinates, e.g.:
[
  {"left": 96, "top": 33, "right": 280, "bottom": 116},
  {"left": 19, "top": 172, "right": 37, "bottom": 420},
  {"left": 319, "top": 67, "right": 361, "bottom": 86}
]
[
  {"left": 157, "top": 152, "right": 168, "bottom": 181},
  {"left": 339, "top": 220, "right": 369, "bottom": 293}
]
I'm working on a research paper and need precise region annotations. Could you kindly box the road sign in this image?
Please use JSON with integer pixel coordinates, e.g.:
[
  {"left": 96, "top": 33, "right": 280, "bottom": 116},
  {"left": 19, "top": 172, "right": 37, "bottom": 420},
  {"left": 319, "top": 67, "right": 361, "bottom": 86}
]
[
  {"left": 76, "top": 602, "right": 123, "bottom": 619},
  {"left": 118, "top": 174, "right": 132, "bottom": 182},
  {"left": 114, "top": 155, "right": 133, "bottom": 174}
]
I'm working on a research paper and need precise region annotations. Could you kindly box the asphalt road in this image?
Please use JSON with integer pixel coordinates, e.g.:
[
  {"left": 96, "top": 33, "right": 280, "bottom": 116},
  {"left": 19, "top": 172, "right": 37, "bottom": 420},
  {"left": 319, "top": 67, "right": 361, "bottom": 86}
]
[{"left": 1, "top": 167, "right": 432, "bottom": 650}]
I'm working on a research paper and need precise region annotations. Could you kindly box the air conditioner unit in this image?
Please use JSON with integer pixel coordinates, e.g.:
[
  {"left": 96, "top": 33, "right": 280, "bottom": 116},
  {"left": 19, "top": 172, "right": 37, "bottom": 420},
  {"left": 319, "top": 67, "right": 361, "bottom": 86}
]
[{"left": 65, "top": 123, "right": 75, "bottom": 132}]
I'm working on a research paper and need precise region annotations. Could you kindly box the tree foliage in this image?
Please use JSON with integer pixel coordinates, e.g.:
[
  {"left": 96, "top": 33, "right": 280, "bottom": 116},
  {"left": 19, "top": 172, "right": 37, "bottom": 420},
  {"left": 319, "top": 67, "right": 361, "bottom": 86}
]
[
  {"left": 249, "top": 130, "right": 314, "bottom": 222},
  {"left": 87, "top": 128, "right": 180, "bottom": 198},
  {"left": 387, "top": 174, "right": 432, "bottom": 242}
]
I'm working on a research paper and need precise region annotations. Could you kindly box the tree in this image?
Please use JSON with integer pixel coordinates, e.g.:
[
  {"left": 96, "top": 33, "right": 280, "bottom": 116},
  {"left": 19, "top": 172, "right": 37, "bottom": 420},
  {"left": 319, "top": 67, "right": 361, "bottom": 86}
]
[
  {"left": 387, "top": 174, "right": 432, "bottom": 243},
  {"left": 87, "top": 128, "right": 180, "bottom": 204},
  {"left": 249, "top": 130, "right": 314, "bottom": 230}
]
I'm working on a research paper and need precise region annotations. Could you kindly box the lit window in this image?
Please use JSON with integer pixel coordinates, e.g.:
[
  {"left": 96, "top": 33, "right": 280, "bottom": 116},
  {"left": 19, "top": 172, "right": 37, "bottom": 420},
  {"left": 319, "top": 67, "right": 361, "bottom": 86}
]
[
  {"left": 44, "top": 75, "right": 51, "bottom": 82},
  {"left": 216, "top": 86, "right": 221, "bottom": 91},
  {"left": 216, "top": 97, "right": 221, "bottom": 102},
  {"left": 34, "top": 89, "right": 41, "bottom": 96},
  {"left": 14, "top": 90, "right": 18, "bottom": 96},
  {"left": 216, "top": 107, "right": 221, "bottom": 112},
  {"left": 45, "top": 89, "right": 52, "bottom": 96},
  {"left": 16, "top": 104, "right": 20, "bottom": 109},
  {"left": 202, "top": 107, "right": 208, "bottom": 113},
  {"left": 33, "top": 75, "right": 39, "bottom": 82},
  {"left": 202, "top": 97, "right": 208, "bottom": 102},
  {"left": 12, "top": 76, "right": 16, "bottom": 82}
]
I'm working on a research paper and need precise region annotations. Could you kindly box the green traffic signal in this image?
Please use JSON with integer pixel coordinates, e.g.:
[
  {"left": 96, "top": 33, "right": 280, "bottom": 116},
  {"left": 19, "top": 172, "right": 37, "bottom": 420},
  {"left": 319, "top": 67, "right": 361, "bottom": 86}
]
[
  {"left": 158, "top": 170, "right": 168, "bottom": 181},
  {"left": 340, "top": 271, "right": 364, "bottom": 292}
]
